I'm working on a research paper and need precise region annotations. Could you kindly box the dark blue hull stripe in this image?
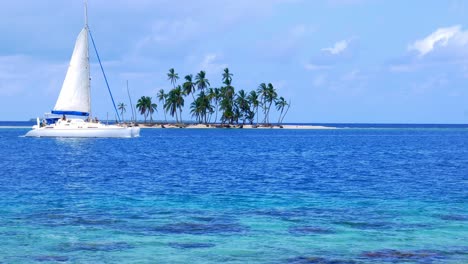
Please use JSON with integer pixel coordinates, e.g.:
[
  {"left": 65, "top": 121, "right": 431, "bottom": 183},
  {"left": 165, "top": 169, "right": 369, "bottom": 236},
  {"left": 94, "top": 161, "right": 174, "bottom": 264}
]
[{"left": 51, "top": 110, "right": 89, "bottom": 116}]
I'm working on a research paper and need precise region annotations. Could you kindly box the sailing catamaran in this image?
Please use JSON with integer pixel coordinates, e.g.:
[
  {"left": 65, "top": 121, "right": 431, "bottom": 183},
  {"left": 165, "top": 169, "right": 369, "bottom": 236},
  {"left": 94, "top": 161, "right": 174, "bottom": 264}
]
[{"left": 25, "top": 2, "right": 139, "bottom": 138}]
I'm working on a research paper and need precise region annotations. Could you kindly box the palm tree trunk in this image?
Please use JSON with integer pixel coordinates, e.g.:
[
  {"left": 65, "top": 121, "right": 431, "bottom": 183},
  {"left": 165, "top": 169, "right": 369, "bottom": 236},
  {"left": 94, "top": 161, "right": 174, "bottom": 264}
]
[
  {"left": 278, "top": 108, "right": 284, "bottom": 125},
  {"left": 163, "top": 99, "right": 167, "bottom": 123},
  {"left": 191, "top": 93, "right": 196, "bottom": 123},
  {"left": 280, "top": 103, "right": 291, "bottom": 124},
  {"left": 266, "top": 101, "right": 273, "bottom": 124},
  {"left": 214, "top": 102, "right": 218, "bottom": 124},
  {"left": 179, "top": 108, "right": 183, "bottom": 124},
  {"left": 256, "top": 106, "right": 258, "bottom": 125}
]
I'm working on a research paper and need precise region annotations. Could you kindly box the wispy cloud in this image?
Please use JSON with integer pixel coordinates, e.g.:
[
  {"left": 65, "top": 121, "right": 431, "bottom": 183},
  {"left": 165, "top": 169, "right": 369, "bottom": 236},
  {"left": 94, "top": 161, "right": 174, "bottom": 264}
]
[
  {"left": 198, "top": 54, "right": 228, "bottom": 76},
  {"left": 390, "top": 25, "right": 468, "bottom": 73},
  {"left": 322, "top": 39, "right": 350, "bottom": 55},
  {"left": 305, "top": 38, "right": 355, "bottom": 70},
  {"left": 408, "top": 25, "right": 464, "bottom": 56}
]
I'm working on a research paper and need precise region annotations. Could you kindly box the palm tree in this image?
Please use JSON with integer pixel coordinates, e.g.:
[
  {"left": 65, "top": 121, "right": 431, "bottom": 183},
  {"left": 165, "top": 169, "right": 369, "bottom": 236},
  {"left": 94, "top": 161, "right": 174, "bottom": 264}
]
[
  {"left": 247, "top": 90, "right": 259, "bottom": 125},
  {"left": 265, "top": 83, "right": 278, "bottom": 124},
  {"left": 183, "top": 74, "right": 196, "bottom": 100},
  {"left": 118, "top": 102, "right": 126, "bottom": 123},
  {"left": 174, "top": 85, "right": 184, "bottom": 123},
  {"left": 222, "top": 68, "right": 233, "bottom": 85},
  {"left": 280, "top": 100, "right": 291, "bottom": 124},
  {"left": 257, "top": 83, "right": 268, "bottom": 124},
  {"left": 164, "top": 90, "right": 178, "bottom": 123},
  {"left": 195, "top": 71, "right": 210, "bottom": 93},
  {"left": 136, "top": 96, "right": 150, "bottom": 123},
  {"left": 147, "top": 97, "right": 157, "bottom": 123},
  {"left": 219, "top": 85, "right": 235, "bottom": 125},
  {"left": 164, "top": 86, "right": 184, "bottom": 123},
  {"left": 220, "top": 93, "right": 233, "bottom": 124},
  {"left": 167, "top": 68, "right": 179, "bottom": 88},
  {"left": 190, "top": 90, "right": 212, "bottom": 124},
  {"left": 275, "top": 96, "right": 288, "bottom": 125},
  {"left": 207, "top": 87, "right": 221, "bottom": 123},
  {"left": 157, "top": 89, "right": 167, "bottom": 123},
  {"left": 218, "top": 68, "right": 236, "bottom": 125},
  {"left": 246, "top": 108, "right": 255, "bottom": 125},
  {"left": 190, "top": 98, "right": 202, "bottom": 123},
  {"left": 236, "top": 89, "right": 250, "bottom": 125}
]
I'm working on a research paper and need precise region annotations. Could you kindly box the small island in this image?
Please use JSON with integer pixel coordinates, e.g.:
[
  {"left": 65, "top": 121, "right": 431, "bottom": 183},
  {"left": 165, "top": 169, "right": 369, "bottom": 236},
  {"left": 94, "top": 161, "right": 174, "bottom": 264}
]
[{"left": 117, "top": 68, "right": 333, "bottom": 130}]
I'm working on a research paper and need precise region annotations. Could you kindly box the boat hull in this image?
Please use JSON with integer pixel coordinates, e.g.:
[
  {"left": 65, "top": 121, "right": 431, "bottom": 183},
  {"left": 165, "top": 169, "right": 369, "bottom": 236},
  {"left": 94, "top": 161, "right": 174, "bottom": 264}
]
[{"left": 25, "top": 127, "right": 140, "bottom": 138}]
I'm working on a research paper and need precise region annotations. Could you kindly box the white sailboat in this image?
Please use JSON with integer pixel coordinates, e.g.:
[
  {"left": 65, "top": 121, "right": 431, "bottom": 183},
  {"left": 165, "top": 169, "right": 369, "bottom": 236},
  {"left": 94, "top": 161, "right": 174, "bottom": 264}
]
[{"left": 25, "top": 2, "right": 139, "bottom": 138}]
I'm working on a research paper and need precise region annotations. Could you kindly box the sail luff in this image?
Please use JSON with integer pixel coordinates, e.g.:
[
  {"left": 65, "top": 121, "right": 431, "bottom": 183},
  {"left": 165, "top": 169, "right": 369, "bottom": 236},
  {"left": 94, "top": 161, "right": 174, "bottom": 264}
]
[
  {"left": 53, "top": 27, "right": 91, "bottom": 115},
  {"left": 86, "top": 26, "right": 91, "bottom": 117}
]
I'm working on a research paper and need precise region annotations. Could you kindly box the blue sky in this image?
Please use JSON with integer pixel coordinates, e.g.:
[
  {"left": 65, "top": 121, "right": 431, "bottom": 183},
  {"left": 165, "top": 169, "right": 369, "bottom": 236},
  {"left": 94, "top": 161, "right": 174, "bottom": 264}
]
[{"left": 1, "top": 0, "right": 468, "bottom": 123}]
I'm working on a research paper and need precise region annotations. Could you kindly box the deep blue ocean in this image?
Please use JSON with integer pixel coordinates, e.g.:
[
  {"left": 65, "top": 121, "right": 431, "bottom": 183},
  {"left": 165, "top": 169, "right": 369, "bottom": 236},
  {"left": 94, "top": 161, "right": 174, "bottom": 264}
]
[{"left": 0, "top": 126, "right": 467, "bottom": 263}]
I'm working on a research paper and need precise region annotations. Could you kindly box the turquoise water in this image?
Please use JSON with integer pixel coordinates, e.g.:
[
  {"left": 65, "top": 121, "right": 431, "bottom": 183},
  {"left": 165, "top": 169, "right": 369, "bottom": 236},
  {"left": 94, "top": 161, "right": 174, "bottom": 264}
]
[{"left": 0, "top": 128, "right": 467, "bottom": 263}]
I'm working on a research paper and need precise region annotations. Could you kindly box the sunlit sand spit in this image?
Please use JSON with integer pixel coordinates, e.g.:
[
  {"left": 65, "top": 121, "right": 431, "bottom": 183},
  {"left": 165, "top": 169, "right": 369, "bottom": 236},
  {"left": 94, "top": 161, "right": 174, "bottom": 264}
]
[{"left": 135, "top": 123, "right": 336, "bottom": 129}]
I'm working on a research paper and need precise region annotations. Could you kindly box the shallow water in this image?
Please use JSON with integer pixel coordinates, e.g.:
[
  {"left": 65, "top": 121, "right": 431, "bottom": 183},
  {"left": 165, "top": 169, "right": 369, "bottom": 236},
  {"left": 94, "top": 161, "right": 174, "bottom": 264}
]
[{"left": 0, "top": 128, "right": 467, "bottom": 263}]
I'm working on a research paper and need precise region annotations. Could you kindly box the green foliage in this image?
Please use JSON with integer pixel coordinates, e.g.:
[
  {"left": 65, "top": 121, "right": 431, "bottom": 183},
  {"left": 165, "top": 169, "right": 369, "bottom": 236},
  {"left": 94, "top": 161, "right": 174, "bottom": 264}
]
[
  {"left": 195, "top": 71, "right": 210, "bottom": 92},
  {"left": 157, "top": 89, "right": 167, "bottom": 122},
  {"left": 183, "top": 74, "right": 196, "bottom": 99},
  {"left": 167, "top": 68, "right": 179, "bottom": 88},
  {"left": 164, "top": 85, "right": 184, "bottom": 123},
  {"left": 136, "top": 96, "right": 150, "bottom": 123},
  {"left": 190, "top": 91, "right": 212, "bottom": 124},
  {"left": 135, "top": 67, "right": 290, "bottom": 126},
  {"left": 118, "top": 102, "right": 126, "bottom": 122}
]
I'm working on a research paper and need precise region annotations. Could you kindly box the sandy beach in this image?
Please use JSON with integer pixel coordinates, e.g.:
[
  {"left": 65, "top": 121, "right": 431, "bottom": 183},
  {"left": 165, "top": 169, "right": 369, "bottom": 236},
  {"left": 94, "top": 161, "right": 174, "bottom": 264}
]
[{"left": 135, "top": 123, "right": 336, "bottom": 129}]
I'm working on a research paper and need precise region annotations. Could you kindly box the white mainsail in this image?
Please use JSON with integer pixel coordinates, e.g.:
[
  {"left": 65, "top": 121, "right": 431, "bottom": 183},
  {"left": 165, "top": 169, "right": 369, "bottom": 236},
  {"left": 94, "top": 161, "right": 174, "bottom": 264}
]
[
  {"left": 53, "top": 27, "right": 90, "bottom": 115},
  {"left": 25, "top": 2, "right": 140, "bottom": 138}
]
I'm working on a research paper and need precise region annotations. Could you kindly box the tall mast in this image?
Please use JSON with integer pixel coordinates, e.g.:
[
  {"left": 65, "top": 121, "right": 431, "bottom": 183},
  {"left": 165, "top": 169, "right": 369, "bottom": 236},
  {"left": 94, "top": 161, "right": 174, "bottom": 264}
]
[
  {"left": 84, "top": 0, "right": 88, "bottom": 29},
  {"left": 84, "top": 0, "right": 91, "bottom": 117}
]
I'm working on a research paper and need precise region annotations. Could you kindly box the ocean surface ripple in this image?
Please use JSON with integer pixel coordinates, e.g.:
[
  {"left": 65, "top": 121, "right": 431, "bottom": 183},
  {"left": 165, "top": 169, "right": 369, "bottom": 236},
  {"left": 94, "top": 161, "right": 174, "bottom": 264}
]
[{"left": 0, "top": 128, "right": 467, "bottom": 263}]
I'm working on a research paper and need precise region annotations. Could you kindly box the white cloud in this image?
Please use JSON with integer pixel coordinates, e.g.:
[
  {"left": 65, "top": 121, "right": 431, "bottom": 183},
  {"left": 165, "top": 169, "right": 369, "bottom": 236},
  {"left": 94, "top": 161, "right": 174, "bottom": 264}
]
[
  {"left": 408, "top": 25, "right": 468, "bottom": 56},
  {"left": 391, "top": 25, "right": 468, "bottom": 73},
  {"left": 198, "top": 54, "right": 228, "bottom": 76},
  {"left": 322, "top": 39, "right": 350, "bottom": 55}
]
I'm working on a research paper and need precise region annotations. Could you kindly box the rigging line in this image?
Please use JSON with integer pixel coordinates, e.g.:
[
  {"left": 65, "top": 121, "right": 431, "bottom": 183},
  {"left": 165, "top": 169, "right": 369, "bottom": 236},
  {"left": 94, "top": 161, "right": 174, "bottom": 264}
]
[
  {"left": 88, "top": 28, "right": 121, "bottom": 123},
  {"left": 127, "top": 80, "right": 136, "bottom": 122}
]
